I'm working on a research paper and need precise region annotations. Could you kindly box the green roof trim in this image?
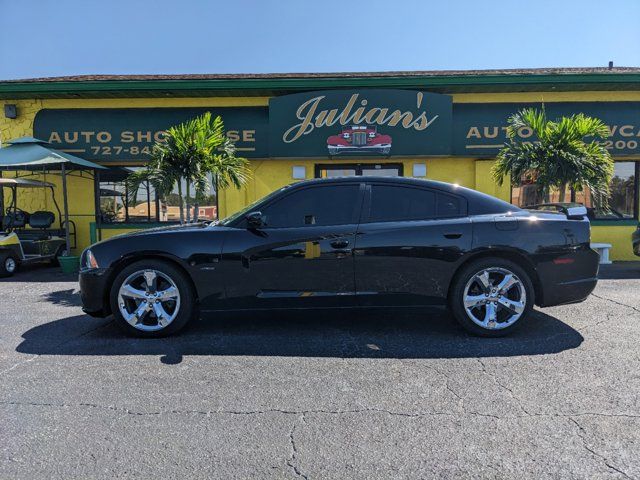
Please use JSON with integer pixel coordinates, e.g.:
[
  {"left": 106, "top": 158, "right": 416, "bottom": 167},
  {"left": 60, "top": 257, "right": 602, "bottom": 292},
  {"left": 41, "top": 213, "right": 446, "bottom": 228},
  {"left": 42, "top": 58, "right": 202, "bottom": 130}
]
[{"left": 1, "top": 72, "right": 640, "bottom": 99}]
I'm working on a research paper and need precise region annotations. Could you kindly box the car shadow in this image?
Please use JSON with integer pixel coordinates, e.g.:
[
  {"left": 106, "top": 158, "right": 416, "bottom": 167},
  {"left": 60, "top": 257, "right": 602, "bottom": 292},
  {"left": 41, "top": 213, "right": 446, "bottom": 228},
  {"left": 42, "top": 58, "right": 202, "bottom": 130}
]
[
  {"left": 16, "top": 307, "right": 583, "bottom": 363},
  {"left": 2, "top": 263, "right": 77, "bottom": 283}
]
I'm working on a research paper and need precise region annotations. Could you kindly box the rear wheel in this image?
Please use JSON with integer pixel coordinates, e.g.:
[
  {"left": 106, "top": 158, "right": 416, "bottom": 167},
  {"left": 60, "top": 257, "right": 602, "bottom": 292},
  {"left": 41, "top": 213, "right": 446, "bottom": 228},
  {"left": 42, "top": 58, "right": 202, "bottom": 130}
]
[
  {"left": 109, "top": 259, "right": 196, "bottom": 337},
  {"left": 449, "top": 257, "right": 534, "bottom": 337},
  {"left": 0, "top": 252, "right": 18, "bottom": 277}
]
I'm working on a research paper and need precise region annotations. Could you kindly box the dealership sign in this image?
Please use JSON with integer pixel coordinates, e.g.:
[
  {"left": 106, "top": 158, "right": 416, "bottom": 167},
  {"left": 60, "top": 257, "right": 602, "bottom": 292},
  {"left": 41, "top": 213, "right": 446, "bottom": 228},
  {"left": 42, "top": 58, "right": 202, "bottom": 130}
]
[
  {"left": 34, "top": 107, "right": 269, "bottom": 161},
  {"left": 33, "top": 95, "right": 640, "bottom": 162},
  {"left": 453, "top": 102, "right": 640, "bottom": 156},
  {"left": 269, "top": 90, "right": 453, "bottom": 157}
]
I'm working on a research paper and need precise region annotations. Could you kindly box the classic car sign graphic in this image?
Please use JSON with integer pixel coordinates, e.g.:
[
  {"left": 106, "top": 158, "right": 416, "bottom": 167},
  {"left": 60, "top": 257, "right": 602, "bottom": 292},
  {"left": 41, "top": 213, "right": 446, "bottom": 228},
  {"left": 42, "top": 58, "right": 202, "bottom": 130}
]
[{"left": 326, "top": 125, "right": 392, "bottom": 156}]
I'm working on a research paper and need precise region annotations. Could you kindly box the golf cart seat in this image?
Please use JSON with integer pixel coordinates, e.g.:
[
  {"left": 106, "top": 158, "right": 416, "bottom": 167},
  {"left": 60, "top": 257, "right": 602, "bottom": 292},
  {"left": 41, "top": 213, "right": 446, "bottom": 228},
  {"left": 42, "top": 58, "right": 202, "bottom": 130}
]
[
  {"left": 3, "top": 210, "right": 29, "bottom": 230},
  {"left": 15, "top": 211, "right": 57, "bottom": 242},
  {"left": 29, "top": 211, "right": 55, "bottom": 229}
]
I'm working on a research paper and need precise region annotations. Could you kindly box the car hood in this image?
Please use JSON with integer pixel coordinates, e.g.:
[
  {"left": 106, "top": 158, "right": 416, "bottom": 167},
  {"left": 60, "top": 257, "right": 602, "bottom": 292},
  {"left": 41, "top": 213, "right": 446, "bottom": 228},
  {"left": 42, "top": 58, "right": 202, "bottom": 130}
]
[
  {"left": 118, "top": 222, "right": 211, "bottom": 237},
  {"left": 91, "top": 222, "right": 232, "bottom": 248}
]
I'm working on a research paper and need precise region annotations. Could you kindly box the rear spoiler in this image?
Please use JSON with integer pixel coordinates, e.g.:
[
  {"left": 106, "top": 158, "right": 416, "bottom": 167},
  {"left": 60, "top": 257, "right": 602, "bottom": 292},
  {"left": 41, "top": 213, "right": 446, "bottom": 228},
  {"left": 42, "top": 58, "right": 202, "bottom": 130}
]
[{"left": 529, "top": 204, "right": 589, "bottom": 220}]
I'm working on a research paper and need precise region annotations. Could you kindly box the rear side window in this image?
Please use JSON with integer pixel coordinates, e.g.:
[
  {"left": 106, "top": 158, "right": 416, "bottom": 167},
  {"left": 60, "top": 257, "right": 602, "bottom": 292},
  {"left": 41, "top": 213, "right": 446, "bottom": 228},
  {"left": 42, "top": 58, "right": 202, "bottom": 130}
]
[
  {"left": 262, "top": 184, "right": 360, "bottom": 228},
  {"left": 369, "top": 185, "right": 464, "bottom": 222},
  {"left": 437, "top": 193, "right": 462, "bottom": 217},
  {"left": 370, "top": 185, "right": 435, "bottom": 222}
]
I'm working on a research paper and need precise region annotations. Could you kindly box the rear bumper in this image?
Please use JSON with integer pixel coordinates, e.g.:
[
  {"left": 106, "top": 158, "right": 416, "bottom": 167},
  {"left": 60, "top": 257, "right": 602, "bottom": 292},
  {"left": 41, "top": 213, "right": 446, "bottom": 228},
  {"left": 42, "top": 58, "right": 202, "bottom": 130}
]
[
  {"left": 536, "top": 246, "right": 599, "bottom": 307},
  {"left": 79, "top": 267, "right": 111, "bottom": 317},
  {"left": 538, "top": 276, "right": 598, "bottom": 307}
]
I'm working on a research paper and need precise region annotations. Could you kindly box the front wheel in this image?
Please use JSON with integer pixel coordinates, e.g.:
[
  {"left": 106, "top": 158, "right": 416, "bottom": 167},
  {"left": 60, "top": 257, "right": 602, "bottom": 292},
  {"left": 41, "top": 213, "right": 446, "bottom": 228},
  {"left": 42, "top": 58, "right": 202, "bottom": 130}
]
[
  {"left": 0, "top": 252, "right": 18, "bottom": 277},
  {"left": 449, "top": 258, "right": 534, "bottom": 337},
  {"left": 109, "top": 259, "right": 196, "bottom": 337}
]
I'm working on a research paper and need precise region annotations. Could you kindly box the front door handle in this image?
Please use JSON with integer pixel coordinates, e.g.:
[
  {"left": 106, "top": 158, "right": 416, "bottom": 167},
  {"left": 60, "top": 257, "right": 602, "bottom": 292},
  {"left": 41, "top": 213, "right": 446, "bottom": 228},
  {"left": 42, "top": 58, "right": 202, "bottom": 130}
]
[
  {"left": 443, "top": 232, "right": 462, "bottom": 239},
  {"left": 330, "top": 240, "right": 350, "bottom": 249}
]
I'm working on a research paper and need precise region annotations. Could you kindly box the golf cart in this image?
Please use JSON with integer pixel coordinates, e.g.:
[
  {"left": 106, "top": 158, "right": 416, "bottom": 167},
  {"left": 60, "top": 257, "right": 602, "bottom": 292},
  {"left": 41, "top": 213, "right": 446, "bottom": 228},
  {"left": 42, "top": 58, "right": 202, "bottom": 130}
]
[{"left": 0, "top": 178, "right": 76, "bottom": 277}]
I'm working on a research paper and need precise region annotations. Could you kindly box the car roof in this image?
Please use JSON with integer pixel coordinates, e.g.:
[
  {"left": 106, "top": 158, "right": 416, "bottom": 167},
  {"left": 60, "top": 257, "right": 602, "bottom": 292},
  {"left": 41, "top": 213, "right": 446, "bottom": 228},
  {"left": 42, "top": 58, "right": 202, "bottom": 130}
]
[
  {"left": 289, "top": 176, "right": 522, "bottom": 215},
  {"left": 292, "top": 176, "right": 465, "bottom": 193}
]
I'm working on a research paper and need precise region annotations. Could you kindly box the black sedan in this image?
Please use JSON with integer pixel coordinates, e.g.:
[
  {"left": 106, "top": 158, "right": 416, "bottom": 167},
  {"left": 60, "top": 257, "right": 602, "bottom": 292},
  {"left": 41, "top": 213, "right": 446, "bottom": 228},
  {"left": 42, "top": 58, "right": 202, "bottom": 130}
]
[{"left": 79, "top": 177, "right": 599, "bottom": 337}]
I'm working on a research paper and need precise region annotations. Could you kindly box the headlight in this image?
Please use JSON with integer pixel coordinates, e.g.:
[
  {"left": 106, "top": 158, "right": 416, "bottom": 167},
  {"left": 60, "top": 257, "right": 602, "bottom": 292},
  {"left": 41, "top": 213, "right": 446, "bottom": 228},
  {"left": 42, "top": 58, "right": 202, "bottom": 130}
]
[
  {"left": 368, "top": 132, "right": 375, "bottom": 138},
  {"left": 83, "top": 249, "right": 99, "bottom": 269},
  {"left": 342, "top": 133, "right": 350, "bottom": 138}
]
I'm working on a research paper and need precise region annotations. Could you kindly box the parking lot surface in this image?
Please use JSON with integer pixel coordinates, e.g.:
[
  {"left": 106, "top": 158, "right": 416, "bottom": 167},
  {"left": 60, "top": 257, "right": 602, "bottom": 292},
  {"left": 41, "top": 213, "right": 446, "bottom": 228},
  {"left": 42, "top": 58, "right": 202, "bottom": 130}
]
[{"left": 1, "top": 264, "right": 639, "bottom": 479}]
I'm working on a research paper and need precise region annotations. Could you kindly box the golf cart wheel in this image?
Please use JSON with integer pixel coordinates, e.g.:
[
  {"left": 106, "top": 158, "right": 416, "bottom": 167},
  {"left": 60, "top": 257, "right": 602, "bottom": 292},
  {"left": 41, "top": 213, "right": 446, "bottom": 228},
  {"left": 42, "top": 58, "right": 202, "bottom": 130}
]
[
  {"left": 109, "top": 259, "right": 196, "bottom": 338},
  {"left": 0, "top": 252, "right": 18, "bottom": 277}
]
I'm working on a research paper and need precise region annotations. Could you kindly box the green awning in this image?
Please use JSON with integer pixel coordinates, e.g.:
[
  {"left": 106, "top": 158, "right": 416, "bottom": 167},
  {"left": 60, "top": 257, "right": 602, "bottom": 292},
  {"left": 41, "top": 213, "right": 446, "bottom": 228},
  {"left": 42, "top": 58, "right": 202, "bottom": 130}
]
[{"left": 0, "top": 137, "right": 106, "bottom": 170}]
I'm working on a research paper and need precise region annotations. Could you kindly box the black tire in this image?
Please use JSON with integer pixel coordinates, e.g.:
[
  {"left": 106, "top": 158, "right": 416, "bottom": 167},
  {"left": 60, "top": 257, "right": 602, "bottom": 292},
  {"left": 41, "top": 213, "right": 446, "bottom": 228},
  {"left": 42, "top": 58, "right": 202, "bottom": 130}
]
[
  {"left": 109, "top": 259, "right": 196, "bottom": 338},
  {"left": 449, "top": 257, "right": 535, "bottom": 337},
  {"left": 0, "top": 252, "right": 18, "bottom": 278},
  {"left": 50, "top": 245, "right": 65, "bottom": 266}
]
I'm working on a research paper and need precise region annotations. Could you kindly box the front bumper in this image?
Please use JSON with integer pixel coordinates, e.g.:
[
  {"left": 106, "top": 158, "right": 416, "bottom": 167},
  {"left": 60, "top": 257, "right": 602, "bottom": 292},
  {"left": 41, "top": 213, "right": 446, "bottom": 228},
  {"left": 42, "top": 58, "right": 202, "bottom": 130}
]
[{"left": 78, "top": 267, "right": 111, "bottom": 317}]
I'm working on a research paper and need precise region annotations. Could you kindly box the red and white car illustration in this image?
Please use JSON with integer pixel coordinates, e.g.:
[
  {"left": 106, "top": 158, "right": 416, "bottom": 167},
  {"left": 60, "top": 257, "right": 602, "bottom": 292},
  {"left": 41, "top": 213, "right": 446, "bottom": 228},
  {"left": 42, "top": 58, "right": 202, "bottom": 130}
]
[{"left": 327, "top": 125, "right": 392, "bottom": 156}]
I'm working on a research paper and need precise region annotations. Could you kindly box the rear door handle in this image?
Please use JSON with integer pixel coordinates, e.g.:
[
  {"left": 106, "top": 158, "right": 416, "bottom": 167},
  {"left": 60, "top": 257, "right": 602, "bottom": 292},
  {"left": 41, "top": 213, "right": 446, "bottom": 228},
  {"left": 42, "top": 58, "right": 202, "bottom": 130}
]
[
  {"left": 443, "top": 233, "right": 462, "bottom": 239},
  {"left": 330, "top": 240, "right": 350, "bottom": 249}
]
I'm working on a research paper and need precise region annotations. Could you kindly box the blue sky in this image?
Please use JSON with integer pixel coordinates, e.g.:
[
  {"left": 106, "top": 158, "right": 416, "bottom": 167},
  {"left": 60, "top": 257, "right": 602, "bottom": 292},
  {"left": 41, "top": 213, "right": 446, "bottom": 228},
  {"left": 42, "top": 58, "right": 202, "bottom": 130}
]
[{"left": 1, "top": 0, "right": 638, "bottom": 80}]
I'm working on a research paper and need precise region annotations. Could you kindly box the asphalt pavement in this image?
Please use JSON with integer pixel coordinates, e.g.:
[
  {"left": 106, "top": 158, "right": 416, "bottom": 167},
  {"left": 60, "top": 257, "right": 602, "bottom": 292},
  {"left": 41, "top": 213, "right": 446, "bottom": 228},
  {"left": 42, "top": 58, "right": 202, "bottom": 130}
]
[{"left": 1, "top": 263, "right": 639, "bottom": 479}]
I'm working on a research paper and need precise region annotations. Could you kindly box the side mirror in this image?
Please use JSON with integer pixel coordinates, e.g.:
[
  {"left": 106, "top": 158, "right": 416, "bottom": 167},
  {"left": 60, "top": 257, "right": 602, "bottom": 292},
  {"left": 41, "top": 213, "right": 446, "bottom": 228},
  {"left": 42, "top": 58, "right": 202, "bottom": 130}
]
[
  {"left": 245, "top": 211, "right": 264, "bottom": 228},
  {"left": 566, "top": 206, "right": 588, "bottom": 220}
]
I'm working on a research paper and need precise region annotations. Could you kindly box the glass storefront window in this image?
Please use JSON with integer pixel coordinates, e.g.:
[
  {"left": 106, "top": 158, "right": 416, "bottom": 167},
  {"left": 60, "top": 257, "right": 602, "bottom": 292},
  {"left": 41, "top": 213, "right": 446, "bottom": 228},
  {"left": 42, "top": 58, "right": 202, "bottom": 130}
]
[
  {"left": 98, "top": 167, "right": 162, "bottom": 224},
  {"left": 510, "top": 161, "right": 638, "bottom": 220},
  {"left": 98, "top": 169, "right": 218, "bottom": 224}
]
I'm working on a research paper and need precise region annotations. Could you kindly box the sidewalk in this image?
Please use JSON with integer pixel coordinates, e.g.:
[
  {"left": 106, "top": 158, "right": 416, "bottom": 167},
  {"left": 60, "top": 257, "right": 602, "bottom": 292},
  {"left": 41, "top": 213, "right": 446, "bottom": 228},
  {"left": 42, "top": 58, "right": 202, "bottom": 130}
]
[{"left": 598, "top": 261, "right": 640, "bottom": 279}]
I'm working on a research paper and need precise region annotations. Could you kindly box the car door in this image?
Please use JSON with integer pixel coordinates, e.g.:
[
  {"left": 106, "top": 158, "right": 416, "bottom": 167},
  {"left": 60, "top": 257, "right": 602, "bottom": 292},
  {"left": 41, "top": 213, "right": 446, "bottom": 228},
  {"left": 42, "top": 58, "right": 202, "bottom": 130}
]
[
  {"left": 354, "top": 183, "right": 472, "bottom": 306},
  {"left": 217, "top": 182, "right": 364, "bottom": 309}
]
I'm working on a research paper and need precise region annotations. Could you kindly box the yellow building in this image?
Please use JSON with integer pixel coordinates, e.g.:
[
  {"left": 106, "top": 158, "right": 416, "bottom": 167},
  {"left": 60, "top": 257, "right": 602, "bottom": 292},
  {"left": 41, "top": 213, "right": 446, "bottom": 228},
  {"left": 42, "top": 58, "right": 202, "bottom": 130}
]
[{"left": 1, "top": 68, "right": 639, "bottom": 259}]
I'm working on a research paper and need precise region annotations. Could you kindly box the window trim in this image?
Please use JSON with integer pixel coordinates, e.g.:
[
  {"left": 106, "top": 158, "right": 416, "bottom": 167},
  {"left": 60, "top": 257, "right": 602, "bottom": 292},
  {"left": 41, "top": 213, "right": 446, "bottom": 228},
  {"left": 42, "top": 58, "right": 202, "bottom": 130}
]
[{"left": 361, "top": 182, "right": 468, "bottom": 224}]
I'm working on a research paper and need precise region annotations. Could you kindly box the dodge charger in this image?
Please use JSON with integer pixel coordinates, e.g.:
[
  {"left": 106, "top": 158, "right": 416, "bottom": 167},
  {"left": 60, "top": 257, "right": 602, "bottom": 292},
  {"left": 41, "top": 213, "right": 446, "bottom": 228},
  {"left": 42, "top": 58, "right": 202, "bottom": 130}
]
[{"left": 79, "top": 177, "right": 599, "bottom": 337}]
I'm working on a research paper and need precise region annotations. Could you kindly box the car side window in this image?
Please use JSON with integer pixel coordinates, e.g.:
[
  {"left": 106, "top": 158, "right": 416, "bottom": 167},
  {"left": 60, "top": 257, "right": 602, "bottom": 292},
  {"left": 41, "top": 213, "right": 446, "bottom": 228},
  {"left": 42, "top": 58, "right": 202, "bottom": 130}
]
[
  {"left": 437, "top": 193, "right": 462, "bottom": 217},
  {"left": 261, "top": 184, "right": 360, "bottom": 228},
  {"left": 368, "top": 185, "right": 463, "bottom": 222}
]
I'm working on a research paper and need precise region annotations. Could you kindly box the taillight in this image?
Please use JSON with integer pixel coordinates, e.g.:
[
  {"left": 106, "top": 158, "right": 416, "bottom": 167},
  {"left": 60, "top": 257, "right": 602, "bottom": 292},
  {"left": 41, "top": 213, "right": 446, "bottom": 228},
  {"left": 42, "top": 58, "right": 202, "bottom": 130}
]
[{"left": 553, "top": 258, "right": 575, "bottom": 265}]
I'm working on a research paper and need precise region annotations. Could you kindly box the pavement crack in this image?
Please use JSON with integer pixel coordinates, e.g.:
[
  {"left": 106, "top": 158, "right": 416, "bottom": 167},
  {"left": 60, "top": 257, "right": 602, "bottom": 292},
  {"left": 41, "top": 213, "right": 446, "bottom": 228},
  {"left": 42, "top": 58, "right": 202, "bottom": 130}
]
[
  {"left": 286, "top": 413, "right": 308, "bottom": 480},
  {"left": 477, "top": 358, "right": 531, "bottom": 416},
  {"left": 2, "top": 401, "right": 638, "bottom": 422},
  {"left": 0, "top": 355, "right": 39, "bottom": 377},
  {"left": 569, "top": 417, "right": 632, "bottom": 479},
  {"left": 590, "top": 293, "right": 640, "bottom": 315}
]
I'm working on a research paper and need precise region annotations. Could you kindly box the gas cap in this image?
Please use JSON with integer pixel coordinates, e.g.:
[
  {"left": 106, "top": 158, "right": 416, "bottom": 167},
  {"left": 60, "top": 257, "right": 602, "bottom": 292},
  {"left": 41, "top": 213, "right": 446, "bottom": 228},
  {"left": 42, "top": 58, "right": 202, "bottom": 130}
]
[{"left": 494, "top": 215, "right": 519, "bottom": 231}]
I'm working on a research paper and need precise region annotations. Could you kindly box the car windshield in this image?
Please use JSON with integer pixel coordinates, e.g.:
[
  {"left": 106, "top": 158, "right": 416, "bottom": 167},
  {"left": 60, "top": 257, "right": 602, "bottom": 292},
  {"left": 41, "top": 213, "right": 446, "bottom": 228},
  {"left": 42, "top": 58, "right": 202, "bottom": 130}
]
[{"left": 216, "top": 185, "right": 291, "bottom": 226}]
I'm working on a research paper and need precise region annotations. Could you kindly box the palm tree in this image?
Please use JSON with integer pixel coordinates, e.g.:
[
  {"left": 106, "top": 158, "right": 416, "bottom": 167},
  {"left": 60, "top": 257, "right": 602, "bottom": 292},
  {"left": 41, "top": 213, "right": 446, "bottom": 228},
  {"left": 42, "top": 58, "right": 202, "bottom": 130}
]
[
  {"left": 492, "top": 107, "right": 614, "bottom": 207},
  {"left": 127, "top": 112, "right": 249, "bottom": 224}
]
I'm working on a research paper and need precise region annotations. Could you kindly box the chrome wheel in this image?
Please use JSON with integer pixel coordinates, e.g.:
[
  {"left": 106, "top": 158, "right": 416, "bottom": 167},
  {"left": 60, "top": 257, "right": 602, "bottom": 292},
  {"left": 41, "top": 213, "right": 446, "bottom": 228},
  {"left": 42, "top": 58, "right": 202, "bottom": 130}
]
[
  {"left": 5, "top": 257, "right": 16, "bottom": 273},
  {"left": 117, "top": 269, "right": 181, "bottom": 332},
  {"left": 463, "top": 267, "right": 526, "bottom": 330}
]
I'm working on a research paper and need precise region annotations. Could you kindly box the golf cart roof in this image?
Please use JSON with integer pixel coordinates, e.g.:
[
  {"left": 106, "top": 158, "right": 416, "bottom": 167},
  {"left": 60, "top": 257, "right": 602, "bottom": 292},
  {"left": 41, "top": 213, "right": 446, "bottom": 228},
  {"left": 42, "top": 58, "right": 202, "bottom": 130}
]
[{"left": 0, "top": 178, "right": 55, "bottom": 188}]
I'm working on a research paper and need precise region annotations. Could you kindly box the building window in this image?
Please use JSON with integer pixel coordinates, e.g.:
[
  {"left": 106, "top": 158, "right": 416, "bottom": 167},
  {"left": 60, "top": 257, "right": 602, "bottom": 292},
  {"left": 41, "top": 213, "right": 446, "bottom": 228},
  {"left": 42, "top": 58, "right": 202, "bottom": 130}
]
[
  {"left": 585, "top": 161, "right": 637, "bottom": 220},
  {"left": 98, "top": 167, "right": 162, "bottom": 224},
  {"left": 97, "top": 168, "right": 219, "bottom": 224},
  {"left": 510, "top": 161, "right": 638, "bottom": 220}
]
